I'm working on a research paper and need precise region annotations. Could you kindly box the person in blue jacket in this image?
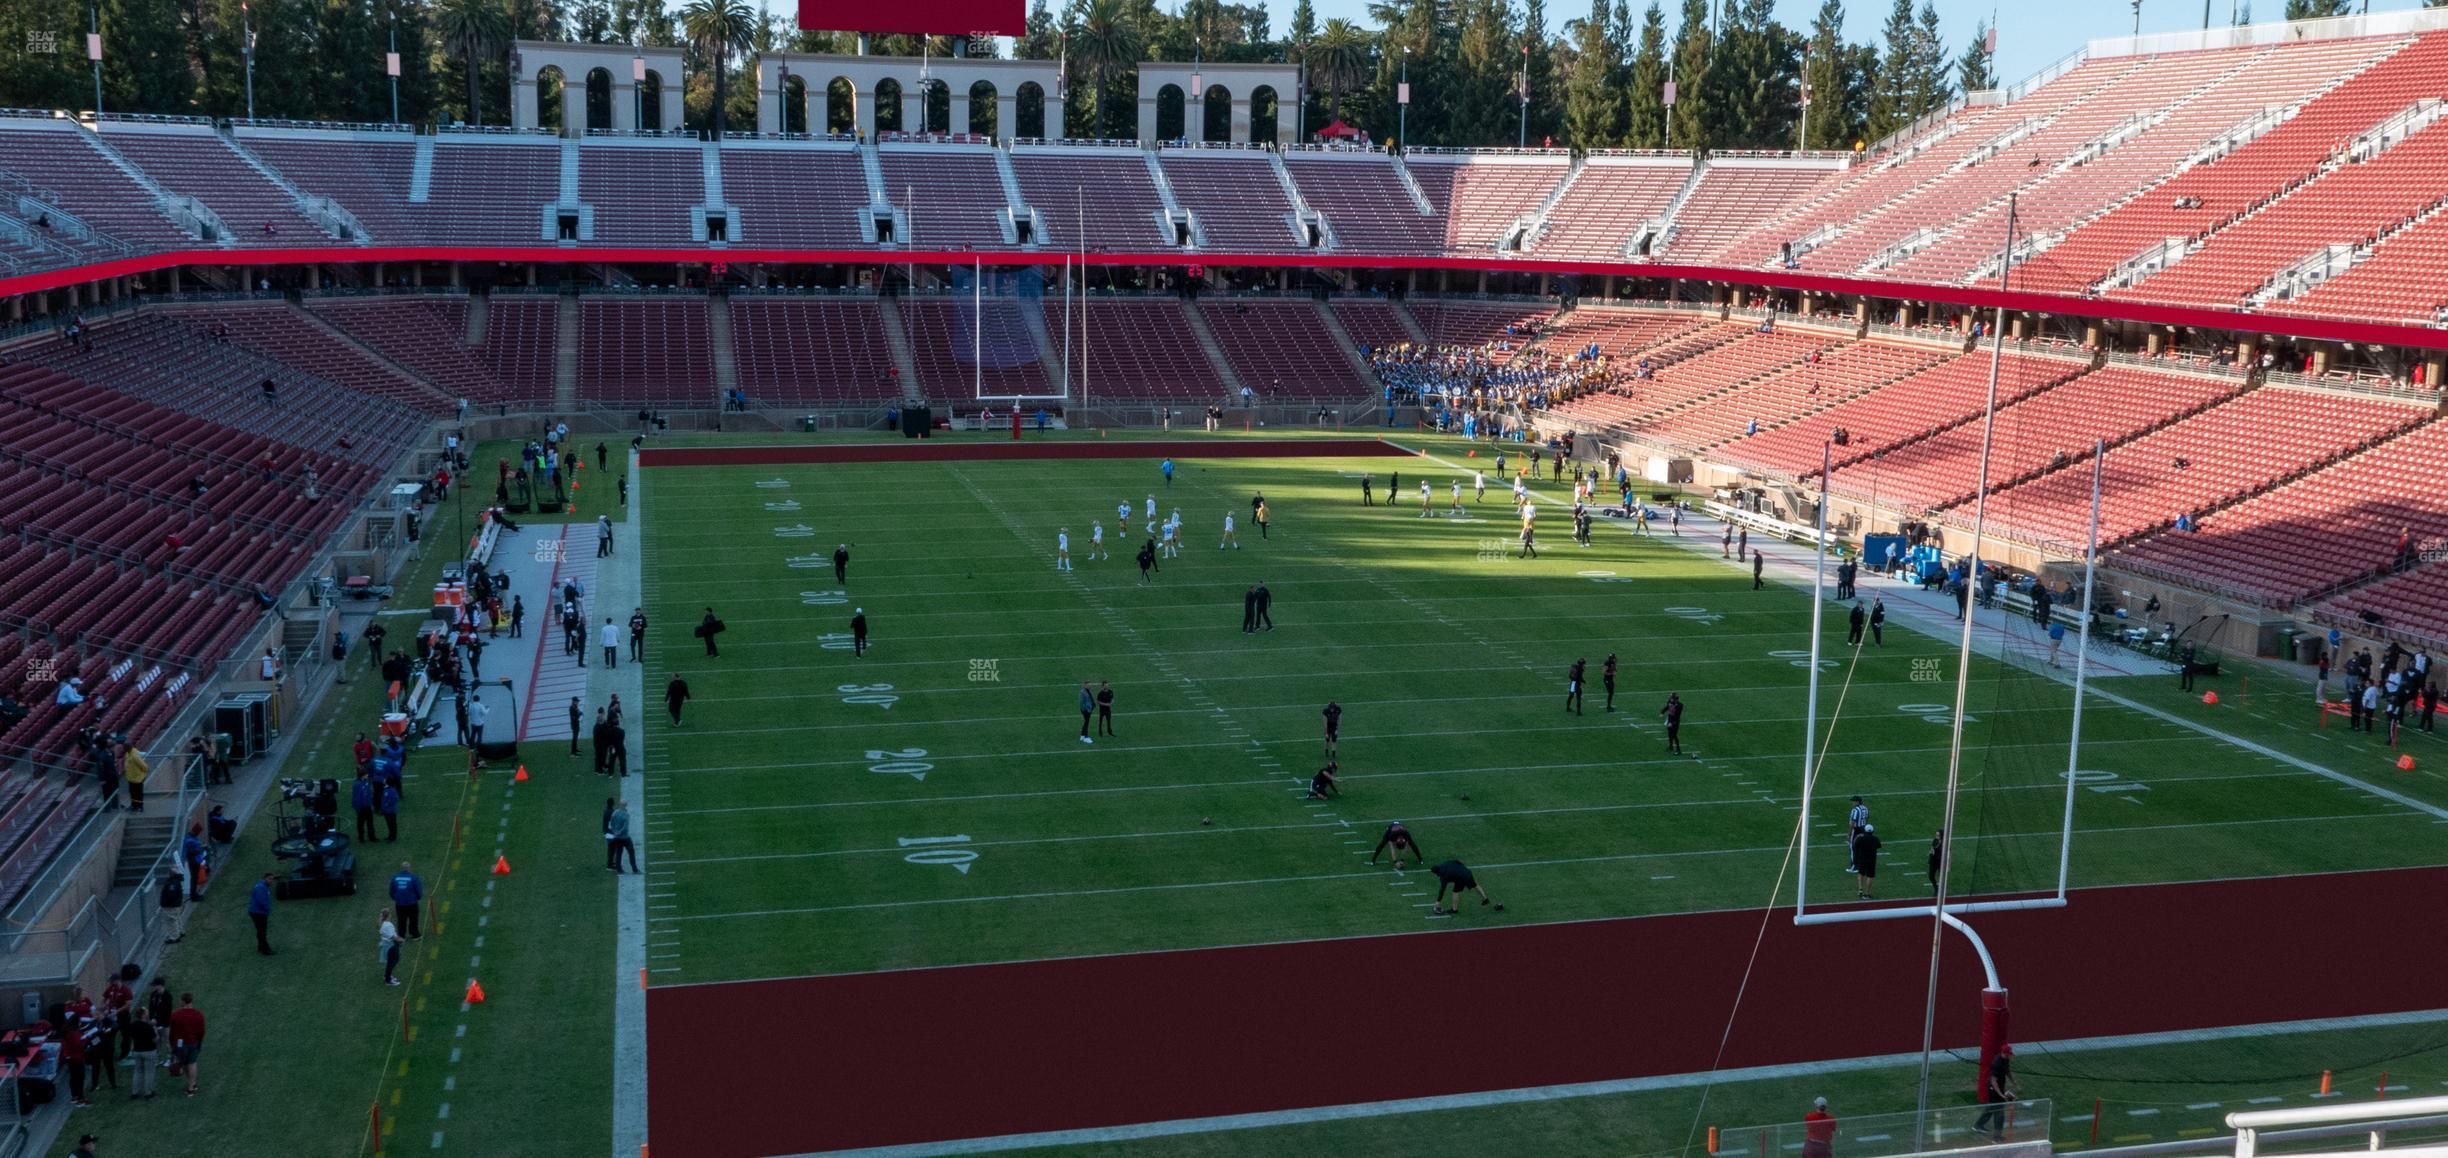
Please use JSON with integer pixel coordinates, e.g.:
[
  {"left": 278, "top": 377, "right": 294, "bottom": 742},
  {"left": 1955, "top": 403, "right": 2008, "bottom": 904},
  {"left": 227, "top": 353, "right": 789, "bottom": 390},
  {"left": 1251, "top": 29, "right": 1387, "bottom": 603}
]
[
  {"left": 246, "top": 873, "right": 275, "bottom": 955},
  {"left": 388, "top": 862, "right": 423, "bottom": 940},
  {"left": 377, "top": 781, "right": 400, "bottom": 842},
  {"left": 351, "top": 771, "right": 377, "bottom": 842}
]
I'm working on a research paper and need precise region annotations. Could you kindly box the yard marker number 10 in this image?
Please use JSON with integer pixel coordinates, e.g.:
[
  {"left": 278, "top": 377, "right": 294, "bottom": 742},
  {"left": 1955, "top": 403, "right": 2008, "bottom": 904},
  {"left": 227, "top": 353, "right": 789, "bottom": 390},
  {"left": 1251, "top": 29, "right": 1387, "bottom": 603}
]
[{"left": 899, "top": 835, "right": 977, "bottom": 874}]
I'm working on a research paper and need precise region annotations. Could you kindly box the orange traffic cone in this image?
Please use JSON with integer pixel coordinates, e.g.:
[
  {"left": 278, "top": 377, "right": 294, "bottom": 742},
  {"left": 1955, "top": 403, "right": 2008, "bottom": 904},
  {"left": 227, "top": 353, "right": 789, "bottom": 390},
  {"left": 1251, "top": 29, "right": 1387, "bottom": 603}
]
[
  {"left": 464, "top": 979, "right": 486, "bottom": 1004},
  {"left": 2201, "top": 691, "right": 2219, "bottom": 705},
  {"left": 513, "top": 765, "right": 529, "bottom": 783},
  {"left": 2399, "top": 754, "right": 2417, "bottom": 772},
  {"left": 492, "top": 854, "right": 512, "bottom": 875}
]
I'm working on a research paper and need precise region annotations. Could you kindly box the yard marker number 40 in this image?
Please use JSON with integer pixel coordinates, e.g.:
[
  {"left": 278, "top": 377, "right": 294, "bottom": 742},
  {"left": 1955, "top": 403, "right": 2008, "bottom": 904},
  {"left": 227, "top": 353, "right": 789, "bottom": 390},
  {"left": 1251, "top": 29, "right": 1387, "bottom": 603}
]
[{"left": 899, "top": 835, "right": 977, "bottom": 873}]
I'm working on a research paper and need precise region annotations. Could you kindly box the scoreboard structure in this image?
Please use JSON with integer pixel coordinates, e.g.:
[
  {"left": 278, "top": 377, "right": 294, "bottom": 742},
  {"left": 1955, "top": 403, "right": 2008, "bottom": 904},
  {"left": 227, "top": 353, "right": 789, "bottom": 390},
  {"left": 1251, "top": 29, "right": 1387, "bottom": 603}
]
[{"left": 799, "top": 0, "right": 1025, "bottom": 36}]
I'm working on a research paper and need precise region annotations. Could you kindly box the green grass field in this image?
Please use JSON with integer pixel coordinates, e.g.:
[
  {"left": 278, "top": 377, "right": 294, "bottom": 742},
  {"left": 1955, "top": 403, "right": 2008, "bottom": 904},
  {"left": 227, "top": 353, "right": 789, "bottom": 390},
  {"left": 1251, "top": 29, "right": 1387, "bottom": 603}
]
[
  {"left": 73, "top": 430, "right": 2448, "bottom": 1158},
  {"left": 640, "top": 438, "right": 2448, "bottom": 987}
]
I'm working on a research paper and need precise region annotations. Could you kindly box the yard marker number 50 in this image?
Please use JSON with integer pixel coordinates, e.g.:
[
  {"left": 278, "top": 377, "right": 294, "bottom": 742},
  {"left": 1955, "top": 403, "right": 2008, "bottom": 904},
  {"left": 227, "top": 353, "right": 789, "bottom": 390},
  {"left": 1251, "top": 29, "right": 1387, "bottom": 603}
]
[{"left": 899, "top": 835, "right": 977, "bottom": 874}]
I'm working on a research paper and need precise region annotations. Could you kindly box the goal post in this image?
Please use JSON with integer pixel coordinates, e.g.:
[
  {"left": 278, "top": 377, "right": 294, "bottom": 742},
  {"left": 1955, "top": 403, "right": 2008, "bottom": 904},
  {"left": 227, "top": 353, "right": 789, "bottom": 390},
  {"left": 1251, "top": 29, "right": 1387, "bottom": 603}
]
[{"left": 943, "top": 258, "right": 1071, "bottom": 411}]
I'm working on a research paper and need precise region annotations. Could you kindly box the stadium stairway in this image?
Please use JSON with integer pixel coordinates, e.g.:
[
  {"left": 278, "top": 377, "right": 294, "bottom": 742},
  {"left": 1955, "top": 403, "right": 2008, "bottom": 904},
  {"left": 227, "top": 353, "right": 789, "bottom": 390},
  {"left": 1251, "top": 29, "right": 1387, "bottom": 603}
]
[
  {"left": 1311, "top": 300, "right": 1379, "bottom": 383},
  {"left": 1389, "top": 300, "right": 1431, "bottom": 344},
  {"left": 292, "top": 302, "right": 457, "bottom": 405},
  {"left": 707, "top": 295, "right": 741, "bottom": 407},
  {"left": 555, "top": 292, "right": 581, "bottom": 411},
  {"left": 874, "top": 299, "right": 923, "bottom": 402},
  {"left": 1180, "top": 302, "right": 1250, "bottom": 398}
]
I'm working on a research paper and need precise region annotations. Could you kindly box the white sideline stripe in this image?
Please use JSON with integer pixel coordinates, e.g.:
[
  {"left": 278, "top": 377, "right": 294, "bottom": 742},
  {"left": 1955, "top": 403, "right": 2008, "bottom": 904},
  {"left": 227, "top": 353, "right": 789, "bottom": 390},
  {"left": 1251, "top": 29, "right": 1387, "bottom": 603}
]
[
  {"left": 658, "top": 809, "right": 2399, "bottom": 916},
  {"left": 784, "top": 1008, "right": 2448, "bottom": 1157},
  {"left": 2080, "top": 683, "right": 2448, "bottom": 823}
]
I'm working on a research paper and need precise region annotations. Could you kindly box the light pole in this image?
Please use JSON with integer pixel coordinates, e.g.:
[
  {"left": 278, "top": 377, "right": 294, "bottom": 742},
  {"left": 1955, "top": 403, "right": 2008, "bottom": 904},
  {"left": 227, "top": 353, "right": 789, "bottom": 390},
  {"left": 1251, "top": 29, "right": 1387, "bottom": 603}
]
[
  {"left": 1190, "top": 62, "right": 1203, "bottom": 142},
  {"left": 242, "top": 0, "right": 256, "bottom": 120},
  {"left": 633, "top": 52, "right": 646, "bottom": 132},
  {"left": 1664, "top": 54, "right": 1676, "bottom": 149},
  {"left": 87, "top": 7, "right": 103, "bottom": 118},
  {"left": 1397, "top": 47, "right": 1409, "bottom": 151},
  {"left": 387, "top": 8, "right": 401, "bottom": 125},
  {"left": 778, "top": 62, "right": 791, "bottom": 134},
  {"left": 2132, "top": 0, "right": 2143, "bottom": 36}
]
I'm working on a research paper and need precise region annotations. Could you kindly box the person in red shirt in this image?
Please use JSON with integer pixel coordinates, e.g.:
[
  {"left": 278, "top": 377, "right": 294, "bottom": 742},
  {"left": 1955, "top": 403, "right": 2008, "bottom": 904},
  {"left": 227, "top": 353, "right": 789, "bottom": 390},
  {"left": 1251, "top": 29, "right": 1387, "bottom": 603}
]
[
  {"left": 167, "top": 993, "right": 206, "bottom": 1096},
  {"left": 101, "top": 978, "right": 132, "bottom": 1016},
  {"left": 1803, "top": 1097, "right": 1838, "bottom": 1158},
  {"left": 352, "top": 733, "right": 375, "bottom": 772}
]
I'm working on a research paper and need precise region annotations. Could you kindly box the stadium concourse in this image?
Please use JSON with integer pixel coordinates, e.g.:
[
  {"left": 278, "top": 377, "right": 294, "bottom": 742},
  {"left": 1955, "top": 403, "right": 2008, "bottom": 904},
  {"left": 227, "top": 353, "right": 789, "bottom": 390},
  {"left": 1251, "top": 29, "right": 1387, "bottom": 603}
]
[{"left": 4, "top": 7, "right": 2448, "bottom": 1158}]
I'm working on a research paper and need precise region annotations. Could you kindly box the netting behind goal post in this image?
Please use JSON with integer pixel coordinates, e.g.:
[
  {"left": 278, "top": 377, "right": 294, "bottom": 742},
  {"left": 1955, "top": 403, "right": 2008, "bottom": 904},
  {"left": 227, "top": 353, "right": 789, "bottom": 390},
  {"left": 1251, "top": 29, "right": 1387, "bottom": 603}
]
[{"left": 945, "top": 263, "right": 1067, "bottom": 405}]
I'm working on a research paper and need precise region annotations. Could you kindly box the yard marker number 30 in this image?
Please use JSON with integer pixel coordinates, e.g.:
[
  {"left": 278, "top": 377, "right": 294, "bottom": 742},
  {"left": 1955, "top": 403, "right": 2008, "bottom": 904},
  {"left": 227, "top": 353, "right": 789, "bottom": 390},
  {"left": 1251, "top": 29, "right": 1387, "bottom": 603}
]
[{"left": 840, "top": 683, "right": 898, "bottom": 708}]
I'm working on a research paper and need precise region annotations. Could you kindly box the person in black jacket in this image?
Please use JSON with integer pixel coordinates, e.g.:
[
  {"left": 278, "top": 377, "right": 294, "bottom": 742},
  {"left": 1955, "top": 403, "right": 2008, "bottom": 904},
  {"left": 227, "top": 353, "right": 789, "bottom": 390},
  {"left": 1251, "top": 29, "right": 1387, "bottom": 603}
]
[
  {"left": 1602, "top": 652, "right": 1619, "bottom": 711},
  {"left": 1242, "top": 585, "right": 1259, "bottom": 633},
  {"left": 1254, "top": 582, "right": 1273, "bottom": 631},
  {"left": 665, "top": 674, "right": 691, "bottom": 726},
  {"left": 1368, "top": 822, "right": 1424, "bottom": 871},
  {"left": 1565, "top": 658, "right": 1585, "bottom": 715},
  {"left": 1095, "top": 681, "right": 1116, "bottom": 738},
  {"left": 1848, "top": 601, "right": 1867, "bottom": 646},
  {"left": 697, "top": 608, "right": 723, "bottom": 656},
  {"left": 1852, "top": 823, "right": 1883, "bottom": 899},
  {"left": 568, "top": 696, "right": 584, "bottom": 757},
  {"left": 1869, "top": 598, "right": 1887, "bottom": 646},
  {"left": 850, "top": 609, "right": 868, "bottom": 657}
]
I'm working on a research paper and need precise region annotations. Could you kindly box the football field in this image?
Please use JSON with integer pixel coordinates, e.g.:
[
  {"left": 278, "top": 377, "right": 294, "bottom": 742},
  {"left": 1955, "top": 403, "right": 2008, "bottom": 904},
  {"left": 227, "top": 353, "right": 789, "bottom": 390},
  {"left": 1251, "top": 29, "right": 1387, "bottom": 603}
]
[{"left": 628, "top": 433, "right": 2448, "bottom": 1156}]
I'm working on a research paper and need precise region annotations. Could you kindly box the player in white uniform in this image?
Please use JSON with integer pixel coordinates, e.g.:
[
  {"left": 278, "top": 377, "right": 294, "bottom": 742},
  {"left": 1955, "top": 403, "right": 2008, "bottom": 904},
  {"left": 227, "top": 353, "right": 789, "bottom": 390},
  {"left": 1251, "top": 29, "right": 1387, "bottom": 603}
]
[
  {"left": 1513, "top": 476, "right": 1528, "bottom": 504},
  {"left": 1145, "top": 496, "right": 1156, "bottom": 524},
  {"left": 1057, "top": 527, "right": 1072, "bottom": 571},
  {"left": 1474, "top": 471, "right": 1486, "bottom": 503},
  {"left": 1450, "top": 480, "right": 1462, "bottom": 513},
  {"left": 1164, "top": 511, "right": 1182, "bottom": 557},
  {"left": 1089, "top": 520, "right": 1108, "bottom": 561},
  {"left": 1418, "top": 480, "right": 1432, "bottom": 517},
  {"left": 1220, "top": 513, "right": 1238, "bottom": 549},
  {"left": 1117, "top": 501, "right": 1132, "bottom": 537}
]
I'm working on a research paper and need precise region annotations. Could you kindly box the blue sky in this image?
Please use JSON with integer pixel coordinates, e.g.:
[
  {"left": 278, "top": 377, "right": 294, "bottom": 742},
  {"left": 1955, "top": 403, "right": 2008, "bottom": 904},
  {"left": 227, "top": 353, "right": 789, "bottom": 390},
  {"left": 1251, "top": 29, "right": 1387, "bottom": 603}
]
[{"left": 1279, "top": 0, "right": 2441, "bottom": 88}]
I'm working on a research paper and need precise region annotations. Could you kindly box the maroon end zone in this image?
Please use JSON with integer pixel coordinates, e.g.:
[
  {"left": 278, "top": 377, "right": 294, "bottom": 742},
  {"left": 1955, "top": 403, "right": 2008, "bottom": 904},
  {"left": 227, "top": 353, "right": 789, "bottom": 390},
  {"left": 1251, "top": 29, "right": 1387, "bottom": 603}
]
[
  {"left": 645, "top": 866, "right": 2448, "bottom": 1157},
  {"left": 638, "top": 438, "right": 1417, "bottom": 469}
]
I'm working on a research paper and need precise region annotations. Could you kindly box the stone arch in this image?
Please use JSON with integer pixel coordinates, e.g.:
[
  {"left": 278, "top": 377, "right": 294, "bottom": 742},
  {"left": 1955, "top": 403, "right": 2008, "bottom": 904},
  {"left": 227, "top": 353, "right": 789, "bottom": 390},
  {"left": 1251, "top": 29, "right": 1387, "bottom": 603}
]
[
  {"left": 584, "top": 67, "right": 614, "bottom": 132},
  {"left": 826, "top": 76, "right": 857, "bottom": 135},
  {"left": 1015, "top": 81, "right": 1046, "bottom": 139},
  {"left": 641, "top": 70, "right": 667, "bottom": 131},
  {"left": 1155, "top": 84, "right": 1187, "bottom": 143},
  {"left": 921, "top": 78, "right": 951, "bottom": 135},
  {"left": 535, "top": 64, "right": 569, "bottom": 136},
  {"left": 1201, "top": 83, "right": 1232, "bottom": 143},
  {"left": 779, "top": 73, "right": 809, "bottom": 134},
  {"left": 1249, "top": 84, "right": 1279, "bottom": 145},
  {"left": 874, "top": 77, "right": 904, "bottom": 134},
  {"left": 968, "top": 79, "right": 998, "bottom": 138}
]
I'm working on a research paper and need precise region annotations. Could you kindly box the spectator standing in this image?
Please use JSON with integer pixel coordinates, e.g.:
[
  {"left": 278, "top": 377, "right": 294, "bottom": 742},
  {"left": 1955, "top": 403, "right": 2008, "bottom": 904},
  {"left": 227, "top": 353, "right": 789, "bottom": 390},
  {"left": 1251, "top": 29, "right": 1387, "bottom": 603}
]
[
  {"left": 126, "top": 1007, "right": 160, "bottom": 1098},
  {"left": 167, "top": 994, "right": 205, "bottom": 1097},
  {"left": 1802, "top": 1098, "right": 1838, "bottom": 1158},
  {"left": 389, "top": 862, "right": 423, "bottom": 940},
  {"left": 121, "top": 743, "right": 149, "bottom": 812},
  {"left": 629, "top": 608, "right": 648, "bottom": 662},
  {"left": 378, "top": 779, "right": 400, "bottom": 841},
  {"left": 601, "top": 617, "right": 622, "bottom": 668},
  {"left": 246, "top": 874, "right": 276, "bottom": 955},
  {"left": 378, "top": 910, "right": 404, "bottom": 986},
  {"left": 607, "top": 801, "right": 638, "bottom": 873}
]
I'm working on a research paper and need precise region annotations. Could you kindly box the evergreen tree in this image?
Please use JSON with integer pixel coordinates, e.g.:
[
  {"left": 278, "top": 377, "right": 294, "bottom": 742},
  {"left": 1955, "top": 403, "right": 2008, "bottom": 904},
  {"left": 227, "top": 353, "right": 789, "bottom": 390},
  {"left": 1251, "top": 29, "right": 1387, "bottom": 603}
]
[
  {"left": 1864, "top": 0, "right": 1913, "bottom": 142},
  {"left": 2281, "top": 0, "right": 2350, "bottom": 16},
  {"left": 392, "top": 0, "right": 439, "bottom": 124},
  {"left": 1622, "top": 0, "right": 1663, "bottom": 146},
  {"left": 101, "top": 0, "right": 198, "bottom": 115},
  {"left": 1562, "top": 0, "right": 1622, "bottom": 146},
  {"left": 1453, "top": 0, "right": 1514, "bottom": 146},
  {"left": 1911, "top": 1, "right": 1946, "bottom": 111},
  {"left": 0, "top": 0, "right": 91, "bottom": 113},
  {"left": 1800, "top": 0, "right": 1846, "bottom": 151},
  {"left": 1956, "top": 18, "right": 1994, "bottom": 95},
  {"left": 1521, "top": 0, "right": 1558, "bottom": 145},
  {"left": 1665, "top": 0, "right": 1708, "bottom": 148},
  {"left": 1016, "top": 0, "right": 1059, "bottom": 58}
]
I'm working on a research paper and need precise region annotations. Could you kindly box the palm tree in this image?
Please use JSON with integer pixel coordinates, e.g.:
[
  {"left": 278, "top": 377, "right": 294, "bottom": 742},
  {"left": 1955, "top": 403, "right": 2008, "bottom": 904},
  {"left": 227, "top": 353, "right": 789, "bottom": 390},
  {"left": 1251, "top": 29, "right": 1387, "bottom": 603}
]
[
  {"left": 435, "top": 0, "right": 510, "bottom": 125},
  {"left": 1312, "top": 18, "right": 1369, "bottom": 121},
  {"left": 681, "top": 0, "right": 756, "bottom": 139},
  {"left": 1071, "top": 0, "right": 1142, "bottom": 139}
]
